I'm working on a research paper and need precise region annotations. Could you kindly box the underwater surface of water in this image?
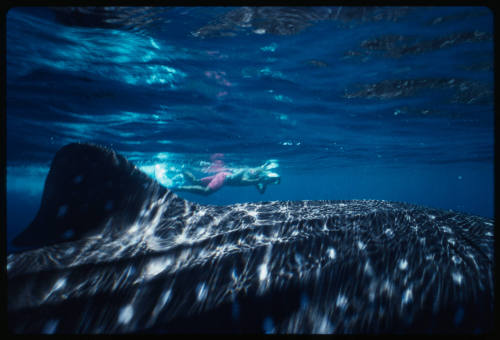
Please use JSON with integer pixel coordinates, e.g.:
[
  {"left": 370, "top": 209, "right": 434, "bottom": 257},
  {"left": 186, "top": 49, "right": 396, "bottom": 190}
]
[{"left": 5, "top": 6, "right": 494, "bottom": 254}]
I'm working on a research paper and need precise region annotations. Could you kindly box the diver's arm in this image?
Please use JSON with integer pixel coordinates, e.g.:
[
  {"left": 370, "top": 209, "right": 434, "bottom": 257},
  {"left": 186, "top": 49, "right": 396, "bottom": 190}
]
[
  {"left": 256, "top": 182, "right": 266, "bottom": 194},
  {"left": 228, "top": 169, "right": 260, "bottom": 184},
  {"left": 172, "top": 185, "right": 213, "bottom": 196},
  {"left": 242, "top": 177, "right": 261, "bottom": 184}
]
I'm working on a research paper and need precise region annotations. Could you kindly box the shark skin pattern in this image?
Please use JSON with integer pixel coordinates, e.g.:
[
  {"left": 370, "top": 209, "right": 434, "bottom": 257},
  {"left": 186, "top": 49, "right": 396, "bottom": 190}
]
[{"left": 7, "top": 143, "right": 494, "bottom": 334}]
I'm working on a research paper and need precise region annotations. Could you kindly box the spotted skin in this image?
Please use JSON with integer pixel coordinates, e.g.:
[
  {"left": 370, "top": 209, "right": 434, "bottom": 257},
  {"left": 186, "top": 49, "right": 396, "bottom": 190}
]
[{"left": 7, "top": 143, "right": 494, "bottom": 333}]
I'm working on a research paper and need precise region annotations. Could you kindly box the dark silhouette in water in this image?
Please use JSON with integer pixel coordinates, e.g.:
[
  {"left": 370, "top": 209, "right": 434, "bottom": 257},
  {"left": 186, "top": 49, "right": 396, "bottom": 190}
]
[
  {"left": 344, "top": 78, "right": 492, "bottom": 105},
  {"left": 8, "top": 143, "right": 494, "bottom": 333},
  {"left": 191, "top": 7, "right": 411, "bottom": 38},
  {"left": 51, "top": 7, "right": 169, "bottom": 32}
]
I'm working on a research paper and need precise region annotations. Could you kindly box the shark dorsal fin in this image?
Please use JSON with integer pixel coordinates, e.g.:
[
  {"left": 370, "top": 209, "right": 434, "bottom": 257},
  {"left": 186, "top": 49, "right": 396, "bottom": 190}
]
[{"left": 12, "top": 143, "right": 170, "bottom": 248}]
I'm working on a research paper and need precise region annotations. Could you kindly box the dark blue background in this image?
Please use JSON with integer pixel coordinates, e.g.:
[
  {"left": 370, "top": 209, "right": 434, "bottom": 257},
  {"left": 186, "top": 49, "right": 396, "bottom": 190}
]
[{"left": 6, "top": 7, "right": 494, "bottom": 254}]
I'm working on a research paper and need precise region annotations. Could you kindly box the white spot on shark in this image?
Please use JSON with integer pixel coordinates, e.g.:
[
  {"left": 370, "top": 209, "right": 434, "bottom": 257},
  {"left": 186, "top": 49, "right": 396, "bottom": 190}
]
[
  {"left": 53, "top": 278, "right": 66, "bottom": 291},
  {"left": 398, "top": 259, "right": 408, "bottom": 271},
  {"left": 127, "top": 224, "right": 138, "bottom": 234},
  {"left": 258, "top": 263, "right": 268, "bottom": 281},
  {"left": 327, "top": 247, "right": 336, "bottom": 260},
  {"left": 161, "top": 289, "right": 172, "bottom": 306},
  {"left": 357, "top": 241, "right": 366, "bottom": 250},
  {"left": 441, "top": 226, "right": 453, "bottom": 234},
  {"left": 336, "top": 294, "right": 348, "bottom": 310},
  {"left": 364, "top": 260, "right": 374, "bottom": 276},
  {"left": 196, "top": 282, "right": 207, "bottom": 302},
  {"left": 118, "top": 304, "right": 134, "bottom": 324},
  {"left": 384, "top": 228, "right": 394, "bottom": 238},
  {"left": 401, "top": 288, "right": 413, "bottom": 305},
  {"left": 314, "top": 314, "right": 335, "bottom": 334},
  {"left": 145, "top": 257, "right": 172, "bottom": 279},
  {"left": 451, "top": 255, "right": 462, "bottom": 265},
  {"left": 57, "top": 205, "right": 68, "bottom": 218},
  {"left": 452, "top": 272, "right": 464, "bottom": 285}
]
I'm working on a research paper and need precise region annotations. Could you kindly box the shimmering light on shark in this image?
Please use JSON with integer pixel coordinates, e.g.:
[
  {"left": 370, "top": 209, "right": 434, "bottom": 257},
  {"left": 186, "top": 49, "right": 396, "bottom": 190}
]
[
  {"left": 259, "top": 263, "right": 268, "bottom": 281},
  {"left": 145, "top": 257, "right": 172, "bottom": 279},
  {"left": 53, "top": 278, "right": 66, "bottom": 291},
  {"left": 441, "top": 226, "right": 453, "bottom": 234},
  {"left": 452, "top": 255, "right": 462, "bottom": 265},
  {"left": 6, "top": 140, "right": 495, "bottom": 333},
  {"left": 357, "top": 241, "right": 366, "bottom": 250},
  {"left": 327, "top": 247, "right": 336, "bottom": 260},
  {"left": 336, "top": 294, "right": 348, "bottom": 310},
  {"left": 452, "top": 272, "right": 464, "bottom": 285},
  {"left": 398, "top": 259, "right": 408, "bottom": 271},
  {"left": 402, "top": 288, "right": 413, "bottom": 305},
  {"left": 161, "top": 289, "right": 172, "bottom": 306},
  {"left": 381, "top": 280, "right": 395, "bottom": 296},
  {"left": 316, "top": 315, "right": 335, "bottom": 334},
  {"left": 118, "top": 305, "right": 134, "bottom": 324},
  {"left": 196, "top": 282, "right": 208, "bottom": 302},
  {"left": 231, "top": 267, "right": 238, "bottom": 281},
  {"left": 127, "top": 224, "right": 138, "bottom": 234},
  {"left": 384, "top": 228, "right": 394, "bottom": 238}
]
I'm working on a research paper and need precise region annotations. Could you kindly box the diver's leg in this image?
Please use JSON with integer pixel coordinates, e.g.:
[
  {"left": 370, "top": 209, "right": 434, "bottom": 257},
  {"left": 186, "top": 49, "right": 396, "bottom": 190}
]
[
  {"left": 206, "top": 172, "right": 227, "bottom": 191},
  {"left": 172, "top": 185, "right": 213, "bottom": 196},
  {"left": 183, "top": 171, "right": 202, "bottom": 184},
  {"left": 256, "top": 182, "right": 266, "bottom": 194}
]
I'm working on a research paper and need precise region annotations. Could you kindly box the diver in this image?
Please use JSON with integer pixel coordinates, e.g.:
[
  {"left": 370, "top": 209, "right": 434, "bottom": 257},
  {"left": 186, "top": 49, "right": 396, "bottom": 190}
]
[{"left": 173, "top": 154, "right": 280, "bottom": 196}]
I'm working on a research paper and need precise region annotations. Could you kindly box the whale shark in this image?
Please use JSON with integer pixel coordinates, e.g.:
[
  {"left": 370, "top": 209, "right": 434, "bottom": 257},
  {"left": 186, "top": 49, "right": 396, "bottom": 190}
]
[{"left": 8, "top": 143, "right": 494, "bottom": 333}]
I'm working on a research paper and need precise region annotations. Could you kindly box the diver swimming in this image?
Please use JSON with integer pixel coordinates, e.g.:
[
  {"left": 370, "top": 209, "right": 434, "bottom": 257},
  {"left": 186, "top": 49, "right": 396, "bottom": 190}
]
[{"left": 173, "top": 154, "right": 280, "bottom": 195}]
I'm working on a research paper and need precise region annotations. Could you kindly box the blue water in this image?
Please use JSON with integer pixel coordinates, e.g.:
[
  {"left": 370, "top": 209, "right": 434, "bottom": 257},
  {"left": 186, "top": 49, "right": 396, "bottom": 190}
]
[{"left": 5, "top": 7, "right": 494, "bottom": 254}]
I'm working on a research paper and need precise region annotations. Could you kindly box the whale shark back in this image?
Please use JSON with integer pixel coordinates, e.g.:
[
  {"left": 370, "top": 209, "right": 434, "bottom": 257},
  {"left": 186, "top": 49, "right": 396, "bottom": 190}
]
[{"left": 7, "top": 143, "right": 494, "bottom": 334}]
